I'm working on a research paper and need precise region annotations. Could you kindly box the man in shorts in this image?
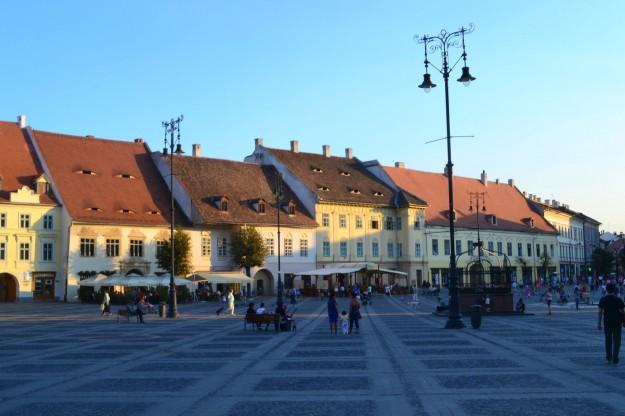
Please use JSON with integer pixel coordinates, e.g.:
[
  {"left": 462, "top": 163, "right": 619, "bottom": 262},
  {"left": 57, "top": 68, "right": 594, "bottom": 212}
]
[{"left": 597, "top": 283, "right": 625, "bottom": 365}]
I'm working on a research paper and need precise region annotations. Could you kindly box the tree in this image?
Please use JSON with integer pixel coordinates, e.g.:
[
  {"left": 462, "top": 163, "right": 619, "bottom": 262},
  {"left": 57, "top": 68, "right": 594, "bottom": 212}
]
[
  {"left": 230, "top": 227, "right": 267, "bottom": 276},
  {"left": 539, "top": 252, "right": 552, "bottom": 280},
  {"left": 156, "top": 230, "right": 192, "bottom": 277},
  {"left": 592, "top": 247, "right": 614, "bottom": 277}
]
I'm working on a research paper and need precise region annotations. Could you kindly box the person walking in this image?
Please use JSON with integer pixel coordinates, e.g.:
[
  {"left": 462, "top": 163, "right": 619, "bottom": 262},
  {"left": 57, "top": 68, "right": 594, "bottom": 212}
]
[
  {"left": 545, "top": 288, "right": 553, "bottom": 315},
  {"left": 348, "top": 295, "right": 361, "bottom": 334},
  {"left": 574, "top": 286, "right": 580, "bottom": 311},
  {"left": 101, "top": 290, "right": 111, "bottom": 316},
  {"left": 227, "top": 289, "right": 235, "bottom": 316},
  {"left": 327, "top": 293, "right": 339, "bottom": 334},
  {"left": 597, "top": 283, "right": 625, "bottom": 365}
]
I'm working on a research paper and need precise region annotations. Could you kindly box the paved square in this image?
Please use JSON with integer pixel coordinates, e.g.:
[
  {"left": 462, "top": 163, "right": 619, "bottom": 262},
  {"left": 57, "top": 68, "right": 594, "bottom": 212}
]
[{"left": 1, "top": 295, "right": 623, "bottom": 415}]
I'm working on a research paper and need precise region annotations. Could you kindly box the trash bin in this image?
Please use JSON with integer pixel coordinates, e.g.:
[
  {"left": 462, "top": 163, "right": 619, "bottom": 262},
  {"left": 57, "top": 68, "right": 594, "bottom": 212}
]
[
  {"left": 159, "top": 302, "right": 166, "bottom": 317},
  {"left": 470, "top": 304, "right": 482, "bottom": 329}
]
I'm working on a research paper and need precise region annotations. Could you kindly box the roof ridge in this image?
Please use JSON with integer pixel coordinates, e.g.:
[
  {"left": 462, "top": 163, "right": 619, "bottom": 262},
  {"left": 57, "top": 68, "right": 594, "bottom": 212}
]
[{"left": 33, "top": 129, "right": 144, "bottom": 146}]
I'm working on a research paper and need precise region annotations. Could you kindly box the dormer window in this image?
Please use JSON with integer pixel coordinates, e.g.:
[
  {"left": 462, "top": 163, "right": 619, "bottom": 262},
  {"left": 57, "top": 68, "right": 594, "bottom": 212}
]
[
  {"left": 146, "top": 210, "right": 160, "bottom": 215},
  {"left": 318, "top": 186, "right": 330, "bottom": 192},
  {"left": 220, "top": 197, "right": 229, "bottom": 212},
  {"left": 373, "top": 191, "right": 384, "bottom": 197},
  {"left": 523, "top": 217, "right": 535, "bottom": 228},
  {"left": 85, "top": 207, "right": 103, "bottom": 212},
  {"left": 75, "top": 169, "right": 97, "bottom": 176},
  {"left": 118, "top": 209, "right": 135, "bottom": 214},
  {"left": 257, "top": 199, "right": 266, "bottom": 214},
  {"left": 287, "top": 201, "right": 296, "bottom": 216},
  {"left": 340, "top": 170, "right": 351, "bottom": 176},
  {"left": 488, "top": 215, "right": 498, "bottom": 225},
  {"left": 445, "top": 210, "right": 457, "bottom": 222},
  {"left": 311, "top": 167, "right": 324, "bottom": 173},
  {"left": 349, "top": 188, "right": 361, "bottom": 195},
  {"left": 114, "top": 173, "right": 136, "bottom": 180}
]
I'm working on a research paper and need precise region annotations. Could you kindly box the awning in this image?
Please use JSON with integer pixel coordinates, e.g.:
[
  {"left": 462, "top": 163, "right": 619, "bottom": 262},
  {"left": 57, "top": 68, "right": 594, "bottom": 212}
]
[
  {"left": 295, "top": 263, "right": 408, "bottom": 277},
  {"left": 194, "top": 271, "right": 252, "bottom": 284},
  {"left": 376, "top": 267, "right": 408, "bottom": 276},
  {"left": 79, "top": 275, "right": 191, "bottom": 287}
]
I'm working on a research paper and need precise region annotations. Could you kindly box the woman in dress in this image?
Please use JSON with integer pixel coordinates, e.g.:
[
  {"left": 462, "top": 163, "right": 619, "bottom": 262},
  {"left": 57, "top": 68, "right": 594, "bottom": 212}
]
[
  {"left": 349, "top": 294, "right": 362, "bottom": 334},
  {"left": 327, "top": 293, "right": 339, "bottom": 334}
]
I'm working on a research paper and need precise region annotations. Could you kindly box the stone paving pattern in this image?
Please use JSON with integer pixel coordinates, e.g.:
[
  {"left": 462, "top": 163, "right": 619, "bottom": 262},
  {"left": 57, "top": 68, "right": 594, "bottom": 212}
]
[{"left": 1, "top": 294, "right": 625, "bottom": 415}]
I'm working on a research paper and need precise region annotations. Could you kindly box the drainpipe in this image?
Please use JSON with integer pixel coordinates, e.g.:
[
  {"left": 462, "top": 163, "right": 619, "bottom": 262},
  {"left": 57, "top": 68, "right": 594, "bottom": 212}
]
[{"left": 64, "top": 223, "right": 71, "bottom": 303}]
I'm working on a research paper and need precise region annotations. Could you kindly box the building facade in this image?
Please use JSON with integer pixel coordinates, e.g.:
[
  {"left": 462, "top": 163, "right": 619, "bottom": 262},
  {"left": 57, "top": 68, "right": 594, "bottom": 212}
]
[{"left": 0, "top": 118, "right": 62, "bottom": 302}]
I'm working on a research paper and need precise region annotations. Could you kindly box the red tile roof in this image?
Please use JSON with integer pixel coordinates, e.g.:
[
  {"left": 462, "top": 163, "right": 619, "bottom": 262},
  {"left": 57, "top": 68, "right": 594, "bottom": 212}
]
[
  {"left": 264, "top": 148, "right": 417, "bottom": 206},
  {"left": 169, "top": 155, "right": 317, "bottom": 227},
  {"left": 0, "top": 121, "right": 57, "bottom": 204},
  {"left": 384, "top": 166, "right": 556, "bottom": 234},
  {"left": 33, "top": 130, "right": 186, "bottom": 226}
]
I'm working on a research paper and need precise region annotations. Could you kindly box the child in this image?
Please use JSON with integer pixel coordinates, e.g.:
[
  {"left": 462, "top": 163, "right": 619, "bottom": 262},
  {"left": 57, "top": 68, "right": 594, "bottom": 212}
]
[{"left": 340, "top": 310, "right": 349, "bottom": 335}]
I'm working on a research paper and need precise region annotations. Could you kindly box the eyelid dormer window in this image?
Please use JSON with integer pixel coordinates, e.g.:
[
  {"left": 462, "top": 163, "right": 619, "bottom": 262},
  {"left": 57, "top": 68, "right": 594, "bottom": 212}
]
[
  {"left": 311, "top": 167, "right": 324, "bottom": 173},
  {"left": 340, "top": 170, "right": 351, "bottom": 176},
  {"left": 114, "top": 173, "right": 137, "bottom": 180},
  {"left": 373, "top": 191, "right": 384, "bottom": 197},
  {"left": 317, "top": 186, "right": 330, "bottom": 192},
  {"left": 75, "top": 169, "right": 97, "bottom": 176}
]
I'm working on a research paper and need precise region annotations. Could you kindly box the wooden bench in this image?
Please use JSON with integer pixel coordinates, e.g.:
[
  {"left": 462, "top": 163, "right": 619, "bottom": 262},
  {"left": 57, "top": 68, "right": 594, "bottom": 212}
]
[{"left": 244, "top": 313, "right": 276, "bottom": 331}]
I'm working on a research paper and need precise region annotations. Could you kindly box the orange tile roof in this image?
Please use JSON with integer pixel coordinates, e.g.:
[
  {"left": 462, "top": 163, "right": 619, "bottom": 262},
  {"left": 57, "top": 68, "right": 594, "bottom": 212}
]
[
  {"left": 264, "top": 148, "right": 419, "bottom": 206},
  {"left": 384, "top": 166, "right": 556, "bottom": 234},
  {"left": 0, "top": 121, "right": 57, "bottom": 204},
  {"left": 32, "top": 130, "right": 187, "bottom": 226},
  {"left": 169, "top": 155, "right": 317, "bottom": 227}
]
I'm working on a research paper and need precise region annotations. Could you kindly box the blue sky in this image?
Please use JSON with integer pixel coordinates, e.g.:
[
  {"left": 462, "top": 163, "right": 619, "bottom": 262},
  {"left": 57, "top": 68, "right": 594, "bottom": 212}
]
[{"left": 1, "top": 1, "right": 624, "bottom": 231}]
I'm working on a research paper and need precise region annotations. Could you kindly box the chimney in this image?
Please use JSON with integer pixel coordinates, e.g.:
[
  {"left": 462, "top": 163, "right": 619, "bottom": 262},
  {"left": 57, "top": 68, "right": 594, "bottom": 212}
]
[
  {"left": 536, "top": 197, "right": 542, "bottom": 203},
  {"left": 395, "top": 162, "right": 405, "bottom": 168},
  {"left": 192, "top": 144, "right": 201, "bottom": 157},
  {"left": 322, "top": 145, "right": 331, "bottom": 158},
  {"left": 17, "top": 115, "right": 27, "bottom": 128},
  {"left": 290, "top": 140, "right": 300, "bottom": 153},
  {"left": 522, "top": 191, "right": 527, "bottom": 197},
  {"left": 345, "top": 148, "right": 353, "bottom": 159},
  {"left": 507, "top": 178, "right": 515, "bottom": 187},
  {"left": 254, "top": 137, "right": 264, "bottom": 149},
  {"left": 134, "top": 138, "right": 144, "bottom": 144},
  {"left": 85, "top": 135, "right": 94, "bottom": 139},
  {"left": 552, "top": 200, "right": 559, "bottom": 207},
  {"left": 495, "top": 178, "right": 499, "bottom": 184},
  {"left": 545, "top": 199, "right": 551, "bottom": 206},
  {"left": 480, "top": 170, "right": 487, "bottom": 186}
]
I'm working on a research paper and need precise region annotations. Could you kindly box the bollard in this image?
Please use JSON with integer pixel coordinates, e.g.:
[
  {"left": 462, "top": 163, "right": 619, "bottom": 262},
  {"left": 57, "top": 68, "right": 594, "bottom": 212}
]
[
  {"left": 158, "top": 302, "right": 166, "bottom": 318},
  {"left": 470, "top": 305, "right": 482, "bottom": 329}
]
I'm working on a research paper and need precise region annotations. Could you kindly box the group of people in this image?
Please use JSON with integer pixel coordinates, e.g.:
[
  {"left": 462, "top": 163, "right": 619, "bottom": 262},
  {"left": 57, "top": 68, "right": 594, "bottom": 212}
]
[
  {"left": 245, "top": 301, "right": 294, "bottom": 331},
  {"left": 326, "top": 293, "right": 362, "bottom": 335}
]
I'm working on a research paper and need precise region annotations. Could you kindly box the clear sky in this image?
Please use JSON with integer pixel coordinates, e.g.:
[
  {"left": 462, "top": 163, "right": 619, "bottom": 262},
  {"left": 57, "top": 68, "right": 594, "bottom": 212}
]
[{"left": 1, "top": 1, "right": 623, "bottom": 231}]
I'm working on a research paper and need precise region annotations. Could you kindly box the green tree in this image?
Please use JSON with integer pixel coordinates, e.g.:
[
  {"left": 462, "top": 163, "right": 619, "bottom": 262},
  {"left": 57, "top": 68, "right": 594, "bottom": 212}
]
[
  {"left": 592, "top": 247, "right": 614, "bottom": 276},
  {"left": 539, "top": 251, "right": 552, "bottom": 279},
  {"left": 156, "top": 230, "right": 192, "bottom": 276},
  {"left": 230, "top": 227, "right": 267, "bottom": 276}
]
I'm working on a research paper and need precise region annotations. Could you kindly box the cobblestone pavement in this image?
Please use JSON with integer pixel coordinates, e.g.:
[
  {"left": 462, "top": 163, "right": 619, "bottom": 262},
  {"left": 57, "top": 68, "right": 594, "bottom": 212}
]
[{"left": 1, "top": 296, "right": 624, "bottom": 415}]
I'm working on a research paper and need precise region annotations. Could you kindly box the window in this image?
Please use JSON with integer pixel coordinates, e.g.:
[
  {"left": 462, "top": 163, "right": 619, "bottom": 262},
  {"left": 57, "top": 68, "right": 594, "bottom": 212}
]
[
  {"left": 550, "top": 244, "right": 554, "bottom": 257},
  {"left": 322, "top": 213, "right": 330, "bottom": 227},
  {"left": 385, "top": 216, "right": 394, "bottom": 230},
  {"left": 220, "top": 198, "right": 228, "bottom": 212},
  {"left": 42, "top": 242, "right": 53, "bottom": 261},
  {"left": 340, "top": 240, "right": 348, "bottom": 257},
  {"left": 355, "top": 216, "right": 363, "bottom": 229},
  {"left": 371, "top": 219, "right": 379, "bottom": 229},
  {"left": 43, "top": 215, "right": 53, "bottom": 230},
  {"left": 106, "top": 239, "right": 120, "bottom": 257},
  {"left": 80, "top": 238, "right": 95, "bottom": 257},
  {"left": 322, "top": 241, "right": 331, "bottom": 257},
  {"left": 387, "top": 241, "right": 394, "bottom": 258},
  {"left": 0, "top": 242, "right": 5, "bottom": 260},
  {"left": 201, "top": 235, "right": 211, "bottom": 257},
  {"left": 527, "top": 243, "right": 532, "bottom": 257},
  {"left": 432, "top": 239, "right": 439, "bottom": 256},
  {"left": 129, "top": 240, "right": 144, "bottom": 257},
  {"left": 356, "top": 241, "right": 364, "bottom": 257},
  {"left": 507, "top": 242, "right": 513, "bottom": 256},
  {"left": 489, "top": 215, "right": 498, "bottom": 225},
  {"left": 543, "top": 244, "right": 547, "bottom": 257},
  {"left": 372, "top": 240, "right": 379, "bottom": 257},
  {"left": 536, "top": 244, "right": 541, "bottom": 257},
  {"left": 0, "top": 213, "right": 5, "bottom": 228},
  {"left": 444, "top": 239, "right": 450, "bottom": 256},
  {"left": 300, "top": 239, "right": 308, "bottom": 257},
  {"left": 487, "top": 241, "right": 494, "bottom": 252},
  {"left": 20, "top": 214, "right": 30, "bottom": 229},
  {"left": 396, "top": 217, "right": 402, "bottom": 230},
  {"left": 284, "top": 238, "right": 293, "bottom": 256},
  {"left": 258, "top": 201, "right": 266, "bottom": 214},
  {"left": 497, "top": 242, "right": 503, "bottom": 255},
  {"left": 156, "top": 240, "right": 166, "bottom": 258},
  {"left": 266, "top": 238, "right": 275, "bottom": 256},
  {"left": 288, "top": 203, "right": 295, "bottom": 215},
  {"left": 415, "top": 243, "right": 421, "bottom": 257},
  {"left": 218, "top": 238, "right": 228, "bottom": 257},
  {"left": 456, "top": 240, "right": 462, "bottom": 255},
  {"left": 339, "top": 214, "right": 347, "bottom": 228},
  {"left": 397, "top": 243, "right": 403, "bottom": 258},
  {"left": 518, "top": 243, "right": 523, "bottom": 257},
  {"left": 414, "top": 218, "right": 421, "bottom": 229},
  {"left": 468, "top": 240, "right": 474, "bottom": 254},
  {"left": 19, "top": 242, "right": 30, "bottom": 260}
]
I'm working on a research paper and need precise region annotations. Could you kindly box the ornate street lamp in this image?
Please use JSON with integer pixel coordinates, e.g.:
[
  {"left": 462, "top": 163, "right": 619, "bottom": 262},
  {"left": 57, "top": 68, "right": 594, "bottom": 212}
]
[
  {"left": 162, "top": 115, "right": 184, "bottom": 318},
  {"left": 417, "top": 24, "right": 476, "bottom": 329},
  {"left": 273, "top": 171, "right": 284, "bottom": 308}
]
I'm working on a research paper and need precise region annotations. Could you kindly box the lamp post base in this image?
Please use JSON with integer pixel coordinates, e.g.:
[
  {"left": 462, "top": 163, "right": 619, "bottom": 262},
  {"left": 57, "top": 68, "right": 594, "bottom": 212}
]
[{"left": 444, "top": 315, "right": 465, "bottom": 329}]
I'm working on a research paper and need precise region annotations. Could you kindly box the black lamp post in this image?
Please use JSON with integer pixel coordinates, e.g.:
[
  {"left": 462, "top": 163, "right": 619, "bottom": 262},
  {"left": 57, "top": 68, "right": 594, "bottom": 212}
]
[
  {"left": 162, "top": 115, "right": 184, "bottom": 318},
  {"left": 274, "top": 171, "right": 284, "bottom": 307},
  {"left": 417, "top": 25, "right": 476, "bottom": 329}
]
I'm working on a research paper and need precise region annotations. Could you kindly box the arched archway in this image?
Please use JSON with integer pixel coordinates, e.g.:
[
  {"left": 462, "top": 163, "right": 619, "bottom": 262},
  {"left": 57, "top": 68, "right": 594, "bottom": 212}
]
[
  {"left": 253, "top": 269, "right": 274, "bottom": 296},
  {"left": 0, "top": 273, "right": 18, "bottom": 302}
]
